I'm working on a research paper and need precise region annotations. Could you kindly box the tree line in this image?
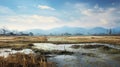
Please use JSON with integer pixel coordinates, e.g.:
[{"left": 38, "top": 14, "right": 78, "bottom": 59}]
[
  {"left": 0, "top": 27, "right": 33, "bottom": 36},
  {"left": 0, "top": 27, "right": 119, "bottom": 36}
]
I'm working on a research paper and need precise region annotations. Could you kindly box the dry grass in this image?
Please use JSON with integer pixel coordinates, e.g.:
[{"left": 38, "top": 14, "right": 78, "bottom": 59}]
[
  {"left": 0, "top": 36, "right": 120, "bottom": 49},
  {"left": 0, "top": 36, "right": 47, "bottom": 48},
  {"left": 47, "top": 36, "right": 120, "bottom": 45},
  {"left": 0, "top": 53, "right": 56, "bottom": 67},
  {"left": 0, "top": 36, "right": 47, "bottom": 43}
]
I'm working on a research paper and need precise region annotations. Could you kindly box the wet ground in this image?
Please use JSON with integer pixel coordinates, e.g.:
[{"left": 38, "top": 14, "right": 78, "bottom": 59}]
[
  {"left": 0, "top": 43, "right": 120, "bottom": 67},
  {"left": 33, "top": 43, "right": 120, "bottom": 67}
]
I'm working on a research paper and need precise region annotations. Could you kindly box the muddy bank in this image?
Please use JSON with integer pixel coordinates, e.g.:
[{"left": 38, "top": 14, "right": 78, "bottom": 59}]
[
  {"left": 70, "top": 43, "right": 120, "bottom": 54},
  {"left": 33, "top": 49, "right": 74, "bottom": 55}
]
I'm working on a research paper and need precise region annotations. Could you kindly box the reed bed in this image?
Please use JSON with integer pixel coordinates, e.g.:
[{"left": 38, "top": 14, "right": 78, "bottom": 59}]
[
  {"left": 0, "top": 36, "right": 120, "bottom": 49},
  {"left": 0, "top": 53, "right": 56, "bottom": 67}
]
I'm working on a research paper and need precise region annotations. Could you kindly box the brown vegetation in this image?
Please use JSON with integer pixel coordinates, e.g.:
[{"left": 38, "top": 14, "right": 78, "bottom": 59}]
[
  {"left": 0, "top": 36, "right": 47, "bottom": 48},
  {"left": 71, "top": 45, "right": 81, "bottom": 49},
  {"left": 0, "top": 36, "right": 120, "bottom": 49},
  {"left": 33, "top": 49, "right": 74, "bottom": 55},
  {"left": 0, "top": 53, "right": 56, "bottom": 67},
  {"left": 48, "top": 36, "right": 120, "bottom": 45}
]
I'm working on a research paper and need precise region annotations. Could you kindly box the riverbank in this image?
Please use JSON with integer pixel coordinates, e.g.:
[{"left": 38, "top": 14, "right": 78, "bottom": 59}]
[{"left": 0, "top": 36, "right": 120, "bottom": 49}]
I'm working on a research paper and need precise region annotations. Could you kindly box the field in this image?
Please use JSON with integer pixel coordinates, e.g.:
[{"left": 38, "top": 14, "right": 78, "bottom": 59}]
[
  {"left": 0, "top": 36, "right": 120, "bottom": 67},
  {"left": 0, "top": 36, "right": 120, "bottom": 48}
]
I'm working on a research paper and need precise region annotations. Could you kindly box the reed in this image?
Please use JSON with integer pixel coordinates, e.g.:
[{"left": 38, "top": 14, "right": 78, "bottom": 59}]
[{"left": 0, "top": 53, "right": 56, "bottom": 67}]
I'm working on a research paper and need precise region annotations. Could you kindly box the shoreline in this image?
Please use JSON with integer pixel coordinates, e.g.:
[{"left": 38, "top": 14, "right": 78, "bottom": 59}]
[{"left": 0, "top": 36, "right": 119, "bottom": 49}]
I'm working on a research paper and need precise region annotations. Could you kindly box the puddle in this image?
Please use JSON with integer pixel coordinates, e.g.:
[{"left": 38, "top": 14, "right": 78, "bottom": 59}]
[{"left": 0, "top": 48, "right": 34, "bottom": 57}]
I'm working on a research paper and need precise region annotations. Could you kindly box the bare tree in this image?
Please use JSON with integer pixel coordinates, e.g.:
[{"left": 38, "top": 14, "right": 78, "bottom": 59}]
[
  {"left": 29, "top": 32, "right": 34, "bottom": 36},
  {"left": 1, "top": 26, "right": 8, "bottom": 35}
]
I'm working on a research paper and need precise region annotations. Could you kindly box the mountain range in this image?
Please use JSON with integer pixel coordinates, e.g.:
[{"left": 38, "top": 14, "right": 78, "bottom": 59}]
[{"left": 24, "top": 26, "right": 120, "bottom": 35}]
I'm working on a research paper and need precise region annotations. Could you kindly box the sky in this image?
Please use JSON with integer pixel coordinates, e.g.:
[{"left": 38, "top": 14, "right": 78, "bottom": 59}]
[{"left": 0, "top": 0, "right": 120, "bottom": 31}]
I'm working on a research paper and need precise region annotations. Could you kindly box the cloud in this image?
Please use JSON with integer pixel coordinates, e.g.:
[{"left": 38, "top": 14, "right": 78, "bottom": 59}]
[
  {"left": 60, "top": 3, "right": 120, "bottom": 28},
  {"left": 81, "top": 9, "right": 92, "bottom": 16},
  {"left": 0, "top": 6, "right": 15, "bottom": 15},
  {"left": 38, "top": 5, "right": 55, "bottom": 10},
  {"left": 0, "top": 15, "right": 61, "bottom": 30},
  {"left": 0, "top": 2, "right": 120, "bottom": 31}
]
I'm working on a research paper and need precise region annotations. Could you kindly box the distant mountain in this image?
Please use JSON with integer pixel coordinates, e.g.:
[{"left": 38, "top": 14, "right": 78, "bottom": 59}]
[
  {"left": 24, "top": 26, "right": 120, "bottom": 35},
  {"left": 88, "top": 27, "right": 108, "bottom": 34},
  {"left": 112, "top": 27, "right": 120, "bottom": 34},
  {"left": 48, "top": 26, "right": 87, "bottom": 34},
  {"left": 25, "top": 29, "right": 47, "bottom": 35}
]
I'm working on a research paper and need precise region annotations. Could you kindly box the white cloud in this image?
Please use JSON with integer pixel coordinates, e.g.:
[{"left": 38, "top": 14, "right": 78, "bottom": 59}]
[
  {"left": 79, "top": 8, "right": 119, "bottom": 28},
  {"left": 81, "top": 9, "right": 92, "bottom": 16},
  {"left": 61, "top": 3, "right": 120, "bottom": 28},
  {"left": 100, "top": 19, "right": 108, "bottom": 24},
  {"left": 0, "top": 3, "right": 120, "bottom": 31},
  {"left": 38, "top": 5, "right": 55, "bottom": 10},
  {"left": 0, "top": 15, "right": 61, "bottom": 30}
]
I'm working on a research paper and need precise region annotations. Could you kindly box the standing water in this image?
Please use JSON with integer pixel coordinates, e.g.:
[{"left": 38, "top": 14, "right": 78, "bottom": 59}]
[{"left": 33, "top": 43, "right": 120, "bottom": 67}]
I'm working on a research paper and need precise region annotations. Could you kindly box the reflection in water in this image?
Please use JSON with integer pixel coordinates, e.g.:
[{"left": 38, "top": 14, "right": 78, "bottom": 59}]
[
  {"left": 48, "top": 54, "right": 120, "bottom": 67},
  {"left": 34, "top": 43, "right": 120, "bottom": 67},
  {"left": 0, "top": 43, "right": 120, "bottom": 67}
]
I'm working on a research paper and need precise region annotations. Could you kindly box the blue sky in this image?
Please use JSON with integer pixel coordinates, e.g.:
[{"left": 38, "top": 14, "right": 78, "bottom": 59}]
[{"left": 0, "top": 0, "right": 120, "bottom": 31}]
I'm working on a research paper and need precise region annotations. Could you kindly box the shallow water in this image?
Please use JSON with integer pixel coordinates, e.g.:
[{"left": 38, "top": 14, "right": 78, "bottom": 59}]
[
  {"left": 33, "top": 43, "right": 120, "bottom": 67},
  {"left": 33, "top": 43, "right": 120, "bottom": 50},
  {"left": 0, "top": 43, "right": 119, "bottom": 67},
  {"left": 0, "top": 48, "right": 33, "bottom": 57}
]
